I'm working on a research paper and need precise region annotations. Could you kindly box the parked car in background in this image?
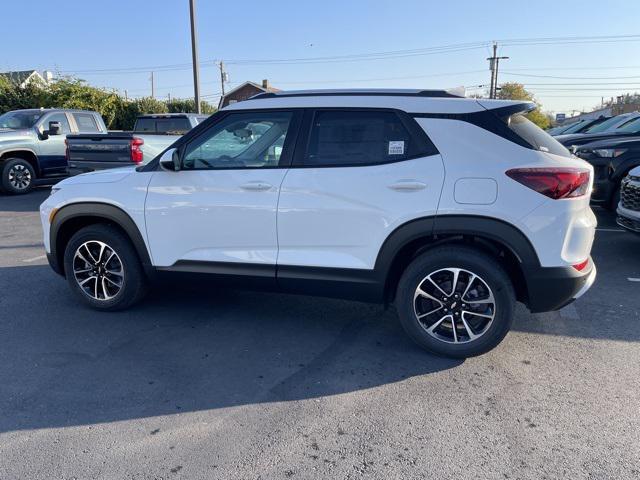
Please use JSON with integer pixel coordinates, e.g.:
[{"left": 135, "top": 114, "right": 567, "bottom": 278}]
[
  {"left": 557, "top": 112, "right": 640, "bottom": 149},
  {"left": 41, "top": 89, "right": 597, "bottom": 358},
  {"left": 574, "top": 136, "right": 640, "bottom": 209},
  {"left": 549, "top": 116, "right": 610, "bottom": 136},
  {"left": 0, "top": 109, "right": 106, "bottom": 194},
  {"left": 617, "top": 166, "right": 640, "bottom": 233},
  {"left": 66, "top": 113, "right": 208, "bottom": 175}
]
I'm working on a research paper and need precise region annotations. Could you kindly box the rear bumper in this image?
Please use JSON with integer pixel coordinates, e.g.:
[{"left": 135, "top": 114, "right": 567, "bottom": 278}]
[
  {"left": 67, "top": 162, "right": 132, "bottom": 176},
  {"left": 525, "top": 258, "right": 596, "bottom": 312}
]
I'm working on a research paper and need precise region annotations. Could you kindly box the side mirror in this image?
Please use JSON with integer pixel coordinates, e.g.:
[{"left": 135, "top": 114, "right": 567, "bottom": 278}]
[
  {"left": 159, "top": 148, "right": 181, "bottom": 171},
  {"left": 47, "top": 121, "right": 61, "bottom": 136}
]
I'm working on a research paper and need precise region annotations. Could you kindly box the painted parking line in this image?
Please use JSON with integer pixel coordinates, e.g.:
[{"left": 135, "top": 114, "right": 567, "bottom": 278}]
[
  {"left": 628, "top": 277, "right": 640, "bottom": 282},
  {"left": 22, "top": 254, "right": 47, "bottom": 263}
]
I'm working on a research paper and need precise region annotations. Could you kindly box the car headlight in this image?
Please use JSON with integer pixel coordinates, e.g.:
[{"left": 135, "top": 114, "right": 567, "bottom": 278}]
[{"left": 593, "top": 148, "right": 627, "bottom": 158}]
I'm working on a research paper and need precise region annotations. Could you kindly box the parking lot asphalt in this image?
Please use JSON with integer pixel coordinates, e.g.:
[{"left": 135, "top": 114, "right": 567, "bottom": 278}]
[{"left": 0, "top": 188, "right": 639, "bottom": 480}]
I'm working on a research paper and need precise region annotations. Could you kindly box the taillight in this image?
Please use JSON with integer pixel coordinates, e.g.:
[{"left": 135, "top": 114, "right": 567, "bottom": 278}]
[
  {"left": 131, "top": 137, "right": 144, "bottom": 164},
  {"left": 506, "top": 168, "right": 590, "bottom": 199},
  {"left": 64, "top": 138, "right": 70, "bottom": 161},
  {"left": 572, "top": 259, "right": 589, "bottom": 271}
]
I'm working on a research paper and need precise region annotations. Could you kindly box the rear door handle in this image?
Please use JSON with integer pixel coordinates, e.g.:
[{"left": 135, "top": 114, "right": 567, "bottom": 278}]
[
  {"left": 388, "top": 180, "right": 427, "bottom": 191},
  {"left": 240, "top": 181, "right": 273, "bottom": 191}
]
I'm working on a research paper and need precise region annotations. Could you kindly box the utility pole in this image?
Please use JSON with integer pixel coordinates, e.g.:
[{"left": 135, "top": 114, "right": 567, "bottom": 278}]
[
  {"left": 124, "top": 90, "right": 128, "bottom": 101},
  {"left": 218, "top": 61, "right": 228, "bottom": 96},
  {"left": 168, "top": 93, "right": 172, "bottom": 103},
  {"left": 150, "top": 71, "right": 155, "bottom": 98},
  {"left": 189, "top": 0, "right": 202, "bottom": 113},
  {"left": 487, "top": 42, "right": 509, "bottom": 99}
]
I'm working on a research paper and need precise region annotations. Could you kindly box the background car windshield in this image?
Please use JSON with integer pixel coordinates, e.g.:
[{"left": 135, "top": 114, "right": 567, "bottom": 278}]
[
  {"left": 615, "top": 117, "right": 640, "bottom": 133},
  {"left": 584, "top": 115, "right": 630, "bottom": 133},
  {"left": 507, "top": 114, "right": 571, "bottom": 157},
  {"left": 0, "top": 111, "right": 43, "bottom": 129}
]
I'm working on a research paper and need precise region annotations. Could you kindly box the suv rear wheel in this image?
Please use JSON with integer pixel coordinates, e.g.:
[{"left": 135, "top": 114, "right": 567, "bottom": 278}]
[
  {"left": 396, "top": 245, "right": 515, "bottom": 358},
  {"left": 63, "top": 224, "right": 148, "bottom": 310},
  {"left": 1, "top": 158, "right": 35, "bottom": 194}
]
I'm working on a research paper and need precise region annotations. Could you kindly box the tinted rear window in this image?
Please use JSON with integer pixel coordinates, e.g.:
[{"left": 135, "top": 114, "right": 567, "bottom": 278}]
[
  {"left": 506, "top": 114, "right": 571, "bottom": 157},
  {"left": 156, "top": 118, "right": 191, "bottom": 134},
  {"left": 135, "top": 118, "right": 156, "bottom": 132}
]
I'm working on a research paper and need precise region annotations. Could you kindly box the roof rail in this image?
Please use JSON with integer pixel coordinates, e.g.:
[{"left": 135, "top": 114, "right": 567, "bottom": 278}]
[{"left": 250, "top": 88, "right": 464, "bottom": 100}]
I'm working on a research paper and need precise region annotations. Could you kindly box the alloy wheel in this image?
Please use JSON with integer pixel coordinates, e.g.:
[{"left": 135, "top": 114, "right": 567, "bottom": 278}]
[
  {"left": 73, "top": 241, "right": 124, "bottom": 301},
  {"left": 8, "top": 164, "right": 32, "bottom": 190},
  {"left": 413, "top": 267, "right": 496, "bottom": 344}
]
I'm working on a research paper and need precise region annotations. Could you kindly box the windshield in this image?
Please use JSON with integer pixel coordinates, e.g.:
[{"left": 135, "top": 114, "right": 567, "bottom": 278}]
[
  {"left": 585, "top": 115, "right": 632, "bottom": 133},
  {"left": 562, "top": 120, "right": 594, "bottom": 134},
  {"left": 506, "top": 114, "right": 571, "bottom": 157},
  {"left": 0, "top": 111, "right": 43, "bottom": 129},
  {"left": 616, "top": 117, "right": 640, "bottom": 133}
]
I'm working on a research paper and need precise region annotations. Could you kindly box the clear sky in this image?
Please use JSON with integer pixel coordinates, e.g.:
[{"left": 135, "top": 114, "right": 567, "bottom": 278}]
[{"left": 4, "top": 0, "right": 640, "bottom": 115}]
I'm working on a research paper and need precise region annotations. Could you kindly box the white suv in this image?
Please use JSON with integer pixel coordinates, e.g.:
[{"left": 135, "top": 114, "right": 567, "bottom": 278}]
[{"left": 40, "top": 89, "right": 597, "bottom": 358}]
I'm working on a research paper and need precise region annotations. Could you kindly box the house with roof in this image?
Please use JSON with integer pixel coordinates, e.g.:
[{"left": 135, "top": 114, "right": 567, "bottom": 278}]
[
  {"left": 0, "top": 70, "right": 53, "bottom": 88},
  {"left": 218, "top": 79, "right": 280, "bottom": 109}
]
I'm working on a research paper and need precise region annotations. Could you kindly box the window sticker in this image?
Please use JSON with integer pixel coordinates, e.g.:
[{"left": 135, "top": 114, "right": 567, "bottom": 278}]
[{"left": 388, "top": 141, "right": 405, "bottom": 155}]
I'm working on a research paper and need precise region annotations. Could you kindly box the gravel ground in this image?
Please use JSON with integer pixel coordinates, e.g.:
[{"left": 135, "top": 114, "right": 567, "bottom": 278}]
[{"left": 0, "top": 188, "right": 638, "bottom": 480}]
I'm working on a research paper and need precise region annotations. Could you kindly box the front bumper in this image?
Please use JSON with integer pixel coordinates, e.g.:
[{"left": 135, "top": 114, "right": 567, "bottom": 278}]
[
  {"left": 525, "top": 258, "right": 596, "bottom": 312},
  {"left": 617, "top": 204, "right": 640, "bottom": 233}
]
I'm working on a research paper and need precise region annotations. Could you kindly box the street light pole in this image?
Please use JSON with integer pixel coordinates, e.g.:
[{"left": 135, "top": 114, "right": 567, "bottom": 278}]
[{"left": 189, "top": 0, "right": 202, "bottom": 113}]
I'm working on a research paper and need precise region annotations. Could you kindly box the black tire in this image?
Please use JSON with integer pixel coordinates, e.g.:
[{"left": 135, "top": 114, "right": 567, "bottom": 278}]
[
  {"left": 608, "top": 184, "right": 621, "bottom": 211},
  {"left": 63, "top": 224, "right": 148, "bottom": 311},
  {"left": 1, "top": 158, "right": 36, "bottom": 194},
  {"left": 395, "top": 245, "right": 515, "bottom": 358}
]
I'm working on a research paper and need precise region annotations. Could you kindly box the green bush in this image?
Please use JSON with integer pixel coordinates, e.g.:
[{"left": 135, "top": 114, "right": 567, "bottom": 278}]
[{"left": 0, "top": 76, "right": 217, "bottom": 130}]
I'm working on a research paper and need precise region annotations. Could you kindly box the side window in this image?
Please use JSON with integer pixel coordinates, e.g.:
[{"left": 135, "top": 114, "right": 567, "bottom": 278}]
[
  {"left": 43, "top": 113, "right": 71, "bottom": 133},
  {"left": 73, "top": 113, "right": 100, "bottom": 132},
  {"left": 183, "top": 111, "right": 293, "bottom": 170},
  {"left": 304, "top": 110, "right": 420, "bottom": 167}
]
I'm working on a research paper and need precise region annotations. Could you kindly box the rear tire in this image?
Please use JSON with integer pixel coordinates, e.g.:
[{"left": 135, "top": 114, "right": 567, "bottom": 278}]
[
  {"left": 63, "top": 224, "right": 148, "bottom": 310},
  {"left": 1, "top": 158, "right": 35, "bottom": 194},
  {"left": 395, "top": 245, "right": 515, "bottom": 358}
]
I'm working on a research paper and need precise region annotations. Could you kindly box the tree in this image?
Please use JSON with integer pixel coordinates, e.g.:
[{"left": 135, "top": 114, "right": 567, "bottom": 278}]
[
  {"left": 496, "top": 82, "right": 551, "bottom": 130},
  {"left": 0, "top": 76, "right": 217, "bottom": 130}
]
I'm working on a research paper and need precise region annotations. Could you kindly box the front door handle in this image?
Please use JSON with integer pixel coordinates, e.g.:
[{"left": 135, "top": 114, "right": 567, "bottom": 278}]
[
  {"left": 240, "top": 181, "right": 273, "bottom": 191},
  {"left": 388, "top": 180, "right": 427, "bottom": 191}
]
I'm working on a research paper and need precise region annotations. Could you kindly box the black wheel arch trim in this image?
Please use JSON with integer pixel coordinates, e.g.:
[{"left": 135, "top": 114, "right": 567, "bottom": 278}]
[
  {"left": 375, "top": 214, "right": 540, "bottom": 273},
  {"left": 1, "top": 150, "right": 41, "bottom": 175},
  {"left": 49, "top": 202, "right": 153, "bottom": 277}
]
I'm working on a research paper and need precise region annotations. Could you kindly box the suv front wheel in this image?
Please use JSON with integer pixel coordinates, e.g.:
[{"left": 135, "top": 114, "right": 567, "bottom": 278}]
[
  {"left": 63, "top": 224, "right": 148, "bottom": 310},
  {"left": 396, "top": 245, "right": 515, "bottom": 358}
]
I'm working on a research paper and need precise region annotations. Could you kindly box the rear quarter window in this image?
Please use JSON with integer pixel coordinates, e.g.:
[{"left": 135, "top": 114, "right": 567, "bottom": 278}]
[
  {"left": 73, "top": 113, "right": 100, "bottom": 132},
  {"left": 506, "top": 114, "right": 571, "bottom": 157}
]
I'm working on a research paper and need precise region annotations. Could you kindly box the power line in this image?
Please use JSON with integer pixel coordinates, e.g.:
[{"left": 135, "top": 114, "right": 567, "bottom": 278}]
[
  {"left": 503, "top": 71, "right": 640, "bottom": 80},
  {"left": 56, "top": 33, "right": 640, "bottom": 75}
]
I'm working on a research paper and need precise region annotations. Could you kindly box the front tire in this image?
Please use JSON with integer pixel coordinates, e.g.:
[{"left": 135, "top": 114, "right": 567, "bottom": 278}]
[
  {"left": 63, "top": 224, "right": 148, "bottom": 310},
  {"left": 1, "top": 158, "right": 35, "bottom": 194},
  {"left": 396, "top": 245, "right": 515, "bottom": 358}
]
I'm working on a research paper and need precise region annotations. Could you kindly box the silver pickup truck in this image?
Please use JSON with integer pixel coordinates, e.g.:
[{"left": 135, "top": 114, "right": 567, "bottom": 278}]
[
  {"left": 0, "top": 108, "right": 106, "bottom": 194},
  {"left": 66, "top": 113, "right": 208, "bottom": 175}
]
